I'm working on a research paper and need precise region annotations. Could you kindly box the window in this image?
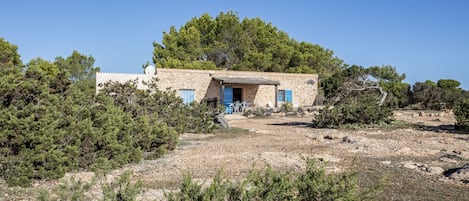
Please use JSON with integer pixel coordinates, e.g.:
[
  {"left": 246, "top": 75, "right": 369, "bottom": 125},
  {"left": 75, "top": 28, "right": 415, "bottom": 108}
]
[
  {"left": 179, "top": 89, "right": 195, "bottom": 104},
  {"left": 278, "top": 90, "right": 286, "bottom": 102},
  {"left": 278, "top": 89, "right": 293, "bottom": 103}
]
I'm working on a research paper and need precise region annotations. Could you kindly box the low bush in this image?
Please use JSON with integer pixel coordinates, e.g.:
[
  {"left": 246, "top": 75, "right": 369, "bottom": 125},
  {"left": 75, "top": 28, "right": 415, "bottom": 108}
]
[
  {"left": 35, "top": 160, "right": 381, "bottom": 201},
  {"left": 454, "top": 100, "right": 469, "bottom": 131},
  {"left": 37, "top": 175, "right": 94, "bottom": 201},
  {"left": 185, "top": 102, "right": 218, "bottom": 133},
  {"left": 165, "top": 159, "right": 382, "bottom": 201},
  {"left": 281, "top": 102, "right": 294, "bottom": 112},
  {"left": 243, "top": 107, "right": 273, "bottom": 118},
  {"left": 101, "top": 171, "right": 142, "bottom": 201},
  {"left": 37, "top": 171, "right": 141, "bottom": 201},
  {"left": 297, "top": 160, "right": 358, "bottom": 200},
  {"left": 312, "top": 94, "right": 393, "bottom": 128}
]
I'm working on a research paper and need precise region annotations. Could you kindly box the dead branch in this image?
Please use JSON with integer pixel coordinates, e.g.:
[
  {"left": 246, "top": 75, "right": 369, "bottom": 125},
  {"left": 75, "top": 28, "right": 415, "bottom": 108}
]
[{"left": 344, "top": 80, "right": 387, "bottom": 106}]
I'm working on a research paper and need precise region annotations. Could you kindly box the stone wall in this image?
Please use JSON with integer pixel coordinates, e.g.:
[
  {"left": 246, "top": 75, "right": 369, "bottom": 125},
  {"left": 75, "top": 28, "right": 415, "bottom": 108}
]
[
  {"left": 96, "top": 68, "right": 318, "bottom": 107},
  {"left": 156, "top": 68, "right": 318, "bottom": 107}
]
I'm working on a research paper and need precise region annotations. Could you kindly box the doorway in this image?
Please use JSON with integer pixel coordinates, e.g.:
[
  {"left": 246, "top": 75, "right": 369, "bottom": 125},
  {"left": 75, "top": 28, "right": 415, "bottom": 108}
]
[{"left": 233, "top": 88, "right": 243, "bottom": 102}]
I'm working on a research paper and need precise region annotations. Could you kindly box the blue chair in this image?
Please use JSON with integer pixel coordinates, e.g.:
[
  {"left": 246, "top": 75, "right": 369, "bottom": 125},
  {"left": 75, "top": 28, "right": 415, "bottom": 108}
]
[{"left": 224, "top": 103, "right": 233, "bottom": 114}]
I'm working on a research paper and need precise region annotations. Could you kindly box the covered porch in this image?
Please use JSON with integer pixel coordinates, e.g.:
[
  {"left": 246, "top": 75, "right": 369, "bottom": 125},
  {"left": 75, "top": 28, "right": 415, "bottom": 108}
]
[{"left": 212, "top": 76, "right": 280, "bottom": 114}]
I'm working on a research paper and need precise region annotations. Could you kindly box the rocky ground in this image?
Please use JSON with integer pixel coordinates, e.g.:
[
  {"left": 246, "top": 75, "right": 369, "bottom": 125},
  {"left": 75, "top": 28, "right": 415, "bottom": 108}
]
[{"left": 2, "top": 110, "right": 469, "bottom": 201}]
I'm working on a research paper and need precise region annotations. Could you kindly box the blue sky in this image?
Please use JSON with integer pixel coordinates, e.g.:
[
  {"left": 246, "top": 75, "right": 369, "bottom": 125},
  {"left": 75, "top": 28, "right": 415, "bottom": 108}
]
[{"left": 1, "top": 0, "right": 468, "bottom": 89}]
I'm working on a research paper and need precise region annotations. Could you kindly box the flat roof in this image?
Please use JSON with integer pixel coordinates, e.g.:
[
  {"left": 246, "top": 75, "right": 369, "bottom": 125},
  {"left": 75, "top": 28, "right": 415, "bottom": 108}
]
[{"left": 212, "top": 77, "right": 280, "bottom": 85}]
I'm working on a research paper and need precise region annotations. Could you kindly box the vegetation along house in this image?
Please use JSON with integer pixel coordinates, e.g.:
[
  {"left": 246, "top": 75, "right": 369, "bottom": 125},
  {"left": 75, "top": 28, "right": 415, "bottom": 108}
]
[{"left": 96, "top": 66, "right": 318, "bottom": 112}]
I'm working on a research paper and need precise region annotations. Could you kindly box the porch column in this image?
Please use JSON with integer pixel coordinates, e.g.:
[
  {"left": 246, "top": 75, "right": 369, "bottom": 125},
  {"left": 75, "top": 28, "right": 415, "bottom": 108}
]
[
  {"left": 220, "top": 83, "right": 225, "bottom": 106},
  {"left": 274, "top": 85, "right": 278, "bottom": 108}
]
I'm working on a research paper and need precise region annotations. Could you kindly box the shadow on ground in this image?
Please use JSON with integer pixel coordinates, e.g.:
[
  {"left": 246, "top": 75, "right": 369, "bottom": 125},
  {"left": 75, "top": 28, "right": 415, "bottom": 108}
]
[
  {"left": 268, "top": 121, "right": 313, "bottom": 127},
  {"left": 416, "top": 124, "right": 469, "bottom": 135}
]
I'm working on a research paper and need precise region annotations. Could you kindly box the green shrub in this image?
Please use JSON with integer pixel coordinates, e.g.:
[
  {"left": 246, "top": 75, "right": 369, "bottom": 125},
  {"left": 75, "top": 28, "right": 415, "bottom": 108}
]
[
  {"left": 242, "top": 166, "right": 296, "bottom": 200},
  {"left": 313, "top": 95, "right": 393, "bottom": 128},
  {"left": 243, "top": 107, "right": 273, "bottom": 118},
  {"left": 165, "top": 174, "right": 206, "bottom": 201},
  {"left": 281, "top": 102, "right": 294, "bottom": 112},
  {"left": 37, "top": 171, "right": 141, "bottom": 201},
  {"left": 101, "top": 171, "right": 142, "bottom": 201},
  {"left": 455, "top": 100, "right": 469, "bottom": 131},
  {"left": 165, "top": 159, "right": 381, "bottom": 201},
  {"left": 37, "top": 175, "right": 94, "bottom": 201},
  {"left": 103, "top": 79, "right": 217, "bottom": 134},
  {"left": 297, "top": 160, "right": 358, "bottom": 200},
  {"left": 186, "top": 102, "right": 217, "bottom": 133}
]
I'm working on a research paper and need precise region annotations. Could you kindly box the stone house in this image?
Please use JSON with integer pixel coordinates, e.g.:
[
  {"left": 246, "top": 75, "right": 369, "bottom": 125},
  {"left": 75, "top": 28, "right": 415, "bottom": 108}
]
[{"left": 96, "top": 66, "right": 318, "bottom": 112}]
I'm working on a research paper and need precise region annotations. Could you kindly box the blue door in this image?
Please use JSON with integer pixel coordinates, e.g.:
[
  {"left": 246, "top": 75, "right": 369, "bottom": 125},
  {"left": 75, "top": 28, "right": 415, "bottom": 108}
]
[
  {"left": 180, "top": 89, "right": 195, "bottom": 104},
  {"left": 285, "top": 90, "right": 293, "bottom": 103},
  {"left": 224, "top": 86, "right": 233, "bottom": 105},
  {"left": 223, "top": 86, "right": 233, "bottom": 114}
]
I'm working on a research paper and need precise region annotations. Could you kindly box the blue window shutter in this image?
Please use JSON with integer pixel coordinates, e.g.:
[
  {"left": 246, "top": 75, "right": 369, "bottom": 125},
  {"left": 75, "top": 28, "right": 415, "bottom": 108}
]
[
  {"left": 180, "top": 89, "right": 195, "bottom": 104},
  {"left": 285, "top": 90, "right": 293, "bottom": 103}
]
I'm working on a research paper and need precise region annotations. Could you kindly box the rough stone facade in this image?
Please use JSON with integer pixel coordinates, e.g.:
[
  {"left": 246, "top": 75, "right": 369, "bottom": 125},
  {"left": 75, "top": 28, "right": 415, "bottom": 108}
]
[
  {"left": 157, "top": 68, "right": 318, "bottom": 107},
  {"left": 96, "top": 67, "right": 318, "bottom": 108}
]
